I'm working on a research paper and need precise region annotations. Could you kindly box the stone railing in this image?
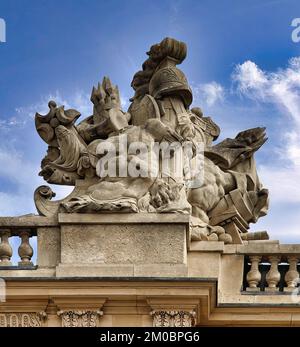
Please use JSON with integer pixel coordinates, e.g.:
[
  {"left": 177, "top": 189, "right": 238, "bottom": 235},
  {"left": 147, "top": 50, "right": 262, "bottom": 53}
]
[
  {"left": 244, "top": 252, "right": 300, "bottom": 292},
  {"left": 0, "top": 228, "right": 36, "bottom": 268}
]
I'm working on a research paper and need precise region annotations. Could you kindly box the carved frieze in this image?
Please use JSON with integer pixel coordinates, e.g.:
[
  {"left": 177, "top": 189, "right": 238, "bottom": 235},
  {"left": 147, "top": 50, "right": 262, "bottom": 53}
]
[
  {"left": 0, "top": 312, "right": 46, "bottom": 327},
  {"left": 150, "top": 310, "right": 195, "bottom": 327},
  {"left": 57, "top": 310, "right": 103, "bottom": 327}
]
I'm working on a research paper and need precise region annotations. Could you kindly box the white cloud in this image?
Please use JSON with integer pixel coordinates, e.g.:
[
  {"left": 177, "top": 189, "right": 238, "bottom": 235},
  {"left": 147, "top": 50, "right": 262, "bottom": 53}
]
[
  {"left": 232, "top": 60, "right": 268, "bottom": 99},
  {"left": 0, "top": 90, "right": 87, "bottom": 216},
  {"left": 0, "top": 146, "right": 41, "bottom": 216},
  {"left": 0, "top": 145, "right": 73, "bottom": 216},
  {"left": 233, "top": 57, "right": 300, "bottom": 124},
  {"left": 0, "top": 90, "right": 93, "bottom": 132},
  {"left": 120, "top": 94, "right": 130, "bottom": 110},
  {"left": 3, "top": 88, "right": 133, "bottom": 131},
  {"left": 0, "top": 148, "right": 40, "bottom": 187},
  {"left": 252, "top": 207, "right": 300, "bottom": 242},
  {"left": 65, "top": 91, "right": 92, "bottom": 118},
  {"left": 257, "top": 165, "right": 300, "bottom": 204},
  {"left": 233, "top": 57, "right": 300, "bottom": 204},
  {"left": 0, "top": 192, "right": 36, "bottom": 216},
  {"left": 192, "top": 81, "right": 224, "bottom": 107},
  {"left": 0, "top": 142, "right": 74, "bottom": 264}
]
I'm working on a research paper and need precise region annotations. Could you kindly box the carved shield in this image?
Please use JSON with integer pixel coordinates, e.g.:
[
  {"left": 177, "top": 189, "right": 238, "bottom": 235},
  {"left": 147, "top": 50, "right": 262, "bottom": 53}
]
[{"left": 129, "top": 94, "right": 160, "bottom": 126}]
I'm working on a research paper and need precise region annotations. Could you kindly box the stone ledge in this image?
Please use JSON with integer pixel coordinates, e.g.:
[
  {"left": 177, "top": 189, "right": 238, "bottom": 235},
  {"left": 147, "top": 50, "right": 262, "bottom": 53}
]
[
  {"left": 189, "top": 241, "right": 224, "bottom": 252},
  {"left": 246, "top": 240, "right": 280, "bottom": 244},
  {"left": 237, "top": 243, "right": 300, "bottom": 254},
  {"left": 0, "top": 213, "right": 191, "bottom": 227},
  {"left": 0, "top": 268, "right": 56, "bottom": 278},
  {"left": 0, "top": 266, "right": 37, "bottom": 270},
  {"left": 56, "top": 264, "right": 135, "bottom": 277},
  {"left": 0, "top": 215, "right": 58, "bottom": 227},
  {"left": 56, "top": 263, "right": 188, "bottom": 278},
  {"left": 0, "top": 277, "right": 218, "bottom": 282},
  {"left": 177, "top": 240, "right": 287, "bottom": 254},
  {"left": 58, "top": 213, "right": 190, "bottom": 225},
  {"left": 134, "top": 264, "right": 188, "bottom": 277}
]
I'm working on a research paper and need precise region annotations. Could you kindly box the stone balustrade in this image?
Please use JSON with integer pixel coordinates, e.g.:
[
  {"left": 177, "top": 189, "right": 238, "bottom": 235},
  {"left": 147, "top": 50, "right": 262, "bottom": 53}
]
[
  {"left": 1, "top": 215, "right": 300, "bottom": 325},
  {"left": 0, "top": 228, "right": 36, "bottom": 267},
  {"left": 244, "top": 254, "right": 300, "bottom": 292}
]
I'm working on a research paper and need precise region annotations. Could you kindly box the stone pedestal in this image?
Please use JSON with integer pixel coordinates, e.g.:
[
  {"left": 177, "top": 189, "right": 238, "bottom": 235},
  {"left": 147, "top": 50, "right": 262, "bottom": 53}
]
[{"left": 55, "top": 213, "right": 189, "bottom": 277}]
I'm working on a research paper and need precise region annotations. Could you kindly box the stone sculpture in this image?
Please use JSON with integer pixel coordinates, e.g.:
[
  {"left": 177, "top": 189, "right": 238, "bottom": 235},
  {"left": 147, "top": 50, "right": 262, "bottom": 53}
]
[{"left": 34, "top": 37, "right": 269, "bottom": 244}]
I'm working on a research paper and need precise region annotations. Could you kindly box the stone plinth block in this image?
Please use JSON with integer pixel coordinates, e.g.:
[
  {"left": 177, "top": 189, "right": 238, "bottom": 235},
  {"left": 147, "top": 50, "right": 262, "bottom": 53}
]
[{"left": 56, "top": 213, "right": 189, "bottom": 277}]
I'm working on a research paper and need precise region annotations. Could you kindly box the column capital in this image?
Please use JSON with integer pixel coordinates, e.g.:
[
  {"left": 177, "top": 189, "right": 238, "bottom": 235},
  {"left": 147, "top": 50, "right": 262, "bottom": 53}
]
[{"left": 150, "top": 310, "right": 196, "bottom": 327}]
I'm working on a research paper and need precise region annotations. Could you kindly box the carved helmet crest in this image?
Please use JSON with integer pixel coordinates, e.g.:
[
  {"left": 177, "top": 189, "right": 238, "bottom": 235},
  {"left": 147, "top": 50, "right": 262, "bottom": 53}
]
[{"left": 149, "top": 66, "right": 193, "bottom": 108}]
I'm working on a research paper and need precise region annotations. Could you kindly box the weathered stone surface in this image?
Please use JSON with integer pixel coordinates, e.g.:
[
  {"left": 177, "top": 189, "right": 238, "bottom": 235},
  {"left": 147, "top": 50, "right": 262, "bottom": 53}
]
[
  {"left": 60, "top": 224, "right": 187, "bottom": 265},
  {"left": 134, "top": 264, "right": 188, "bottom": 277},
  {"left": 37, "top": 227, "right": 61, "bottom": 268},
  {"left": 58, "top": 212, "right": 190, "bottom": 225},
  {"left": 187, "top": 252, "right": 220, "bottom": 278},
  {"left": 237, "top": 243, "right": 300, "bottom": 254},
  {"left": 0, "top": 215, "right": 57, "bottom": 227},
  {"left": 0, "top": 268, "right": 56, "bottom": 277},
  {"left": 56, "top": 264, "right": 134, "bottom": 277},
  {"left": 189, "top": 241, "right": 224, "bottom": 252}
]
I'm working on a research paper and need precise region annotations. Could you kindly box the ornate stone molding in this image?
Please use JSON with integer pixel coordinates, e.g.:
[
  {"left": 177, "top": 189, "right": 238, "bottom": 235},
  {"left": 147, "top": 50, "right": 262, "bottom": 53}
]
[
  {"left": 0, "top": 312, "right": 47, "bottom": 327},
  {"left": 150, "top": 310, "right": 196, "bottom": 327},
  {"left": 57, "top": 310, "right": 103, "bottom": 327},
  {"left": 31, "top": 37, "right": 269, "bottom": 249}
]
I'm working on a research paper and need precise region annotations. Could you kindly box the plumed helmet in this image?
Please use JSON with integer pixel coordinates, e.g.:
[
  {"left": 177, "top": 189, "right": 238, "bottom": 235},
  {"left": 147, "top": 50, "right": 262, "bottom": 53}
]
[{"left": 149, "top": 65, "right": 193, "bottom": 108}]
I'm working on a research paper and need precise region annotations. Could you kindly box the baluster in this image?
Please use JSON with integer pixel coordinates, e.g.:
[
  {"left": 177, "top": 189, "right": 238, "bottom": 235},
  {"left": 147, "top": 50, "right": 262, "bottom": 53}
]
[
  {"left": 246, "top": 255, "right": 262, "bottom": 291},
  {"left": 0, "top": 230, "right": 13, "bottom": 266},
  {"left": 284, "top": 256, "right": 299, "bottom": 292},
  {"left": 265, "top": 256, "right": 281, "bottom": 291},
  {"left": 18, "top": 230, "right": 33, "bottom": 266}
]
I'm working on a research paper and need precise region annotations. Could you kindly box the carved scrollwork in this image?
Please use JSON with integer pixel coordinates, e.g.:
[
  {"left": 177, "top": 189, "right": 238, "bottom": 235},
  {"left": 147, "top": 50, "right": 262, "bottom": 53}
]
[
  {"left": 57, "top": 310, "right": 103, "bottom": 327},
  {"left": 34, "top": 181, "right": 95, "bottom": 217},
  {"left": 150, "top": 310, "right": 196, "bottom": 327},
  {"left": 0, "top": 312, "right": 47, "bottom": 327}
]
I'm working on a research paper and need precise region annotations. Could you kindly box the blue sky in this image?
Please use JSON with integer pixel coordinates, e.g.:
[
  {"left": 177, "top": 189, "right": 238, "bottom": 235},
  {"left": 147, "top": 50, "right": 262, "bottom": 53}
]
[{"left": 0, "top": 0, "right": 300, "bottom": 247}]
